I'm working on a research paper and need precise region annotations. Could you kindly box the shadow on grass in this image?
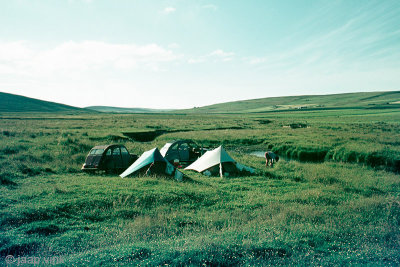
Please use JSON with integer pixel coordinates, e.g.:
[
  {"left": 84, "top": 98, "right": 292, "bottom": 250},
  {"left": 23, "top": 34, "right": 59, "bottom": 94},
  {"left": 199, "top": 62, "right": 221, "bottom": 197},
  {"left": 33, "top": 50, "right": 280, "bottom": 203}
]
[{"left": 0, "top": 241, "right": 40, "bottom": 257}]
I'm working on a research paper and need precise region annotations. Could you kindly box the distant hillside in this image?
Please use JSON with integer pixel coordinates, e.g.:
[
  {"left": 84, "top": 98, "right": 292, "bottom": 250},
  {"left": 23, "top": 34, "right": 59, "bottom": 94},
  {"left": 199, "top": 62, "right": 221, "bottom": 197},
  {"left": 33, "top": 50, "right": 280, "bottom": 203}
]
[
  {"left": 184, "top": 91, "right": 400, "bottom": 113},
  {"left": 86, "top": 106, "right": 173, "bottom": 113},
  {"left": 2, "top": 90, "right": 399, "bottom": 114},
  {"left": 0, "top": 92, "right": 91, "bottom": 113}
]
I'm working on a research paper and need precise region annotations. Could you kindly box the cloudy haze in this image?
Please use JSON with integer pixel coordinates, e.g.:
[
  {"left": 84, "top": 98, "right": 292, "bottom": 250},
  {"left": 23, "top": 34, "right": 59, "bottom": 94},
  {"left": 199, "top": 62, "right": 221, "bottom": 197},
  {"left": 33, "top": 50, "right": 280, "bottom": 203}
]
[{"left": 1, "top": 0, "right": 399, "bottom": 108}]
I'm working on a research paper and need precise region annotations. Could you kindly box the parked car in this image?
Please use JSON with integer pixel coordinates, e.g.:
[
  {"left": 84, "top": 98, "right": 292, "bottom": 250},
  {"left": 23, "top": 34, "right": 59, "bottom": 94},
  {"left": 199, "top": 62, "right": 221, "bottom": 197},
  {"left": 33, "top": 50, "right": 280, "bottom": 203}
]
[
  {"left": 81, "top": 144, "right": 138, "bottom": 173},
  {"left": 160, "top": 140, "right": 207, "bottom": 167}
]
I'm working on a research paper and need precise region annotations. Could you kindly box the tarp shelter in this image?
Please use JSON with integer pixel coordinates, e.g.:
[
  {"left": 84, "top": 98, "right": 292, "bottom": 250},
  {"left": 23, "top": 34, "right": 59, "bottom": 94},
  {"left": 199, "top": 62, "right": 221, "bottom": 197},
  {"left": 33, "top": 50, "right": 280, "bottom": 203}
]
[
  {"left": 185, "top": 146, "right": 254, "bottom": 177},
  {"left": 120, "top": 148, "right": 183, "bottom": 181}
]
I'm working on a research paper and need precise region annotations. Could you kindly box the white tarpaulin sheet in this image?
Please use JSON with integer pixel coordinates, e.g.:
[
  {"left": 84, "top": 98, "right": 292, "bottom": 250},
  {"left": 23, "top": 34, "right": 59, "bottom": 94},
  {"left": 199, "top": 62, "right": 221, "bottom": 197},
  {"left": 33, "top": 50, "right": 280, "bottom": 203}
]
[{"left": 185, "top": 146, "right": 235, "bottom": 172}]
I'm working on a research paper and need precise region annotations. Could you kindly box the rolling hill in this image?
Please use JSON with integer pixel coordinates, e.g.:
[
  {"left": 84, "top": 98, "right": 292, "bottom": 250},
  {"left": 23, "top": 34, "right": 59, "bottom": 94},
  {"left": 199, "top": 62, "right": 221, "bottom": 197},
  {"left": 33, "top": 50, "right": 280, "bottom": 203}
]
[
  {"left": 1, "top": 90, "right": 399, "bottom": 114},
  {"left": 0, "top": 92, "right": 91, "bottom": 113},
  {"left": 183, "top": 91, "right": 400, "bottom": 113}
]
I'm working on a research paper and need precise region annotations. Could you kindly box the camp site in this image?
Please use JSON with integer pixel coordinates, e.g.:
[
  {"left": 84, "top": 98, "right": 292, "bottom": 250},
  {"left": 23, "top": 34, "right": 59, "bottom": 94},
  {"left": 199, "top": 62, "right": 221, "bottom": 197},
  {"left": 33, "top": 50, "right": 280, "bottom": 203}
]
[
  {"left": 1, "top": 91, "right": 400, "bottom": 266},
  {"left": 1, "top": 1, "right": 400, "bottom": 265}
]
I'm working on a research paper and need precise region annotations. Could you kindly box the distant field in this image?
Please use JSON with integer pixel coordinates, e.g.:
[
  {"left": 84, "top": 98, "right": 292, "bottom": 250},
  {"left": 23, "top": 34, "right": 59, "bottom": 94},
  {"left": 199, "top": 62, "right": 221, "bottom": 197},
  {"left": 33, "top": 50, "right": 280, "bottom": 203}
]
[
  {"left": 86, "top": 106, "right": 173, "bottom": 113},
  {"left": 0, "top": 102, "right": 399, "bottom": 265},
  {"left": 182, "top": 91, "right": 400, "bottom": 113}
]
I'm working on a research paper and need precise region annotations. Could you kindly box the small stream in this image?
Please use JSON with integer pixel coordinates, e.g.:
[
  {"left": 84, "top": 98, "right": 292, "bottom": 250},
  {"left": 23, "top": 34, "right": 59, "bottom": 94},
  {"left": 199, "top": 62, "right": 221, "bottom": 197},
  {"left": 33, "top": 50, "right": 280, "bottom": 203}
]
[
  {"left": 249, "top": 151, "right": 290, "bottom": 162},
  {"left": 249, "top": 151, "right": 267, "bottom": 158}
]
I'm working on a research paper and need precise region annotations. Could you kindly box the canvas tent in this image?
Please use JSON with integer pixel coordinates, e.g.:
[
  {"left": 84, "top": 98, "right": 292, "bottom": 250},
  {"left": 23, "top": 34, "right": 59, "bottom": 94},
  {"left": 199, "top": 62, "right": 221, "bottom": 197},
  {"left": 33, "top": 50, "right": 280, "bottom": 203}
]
[
  {"left": 120, "top": 148, "right": 183, "bottom": 181},
  {"left": 185, "top": 146, "right": 254, "bottom": 177}
]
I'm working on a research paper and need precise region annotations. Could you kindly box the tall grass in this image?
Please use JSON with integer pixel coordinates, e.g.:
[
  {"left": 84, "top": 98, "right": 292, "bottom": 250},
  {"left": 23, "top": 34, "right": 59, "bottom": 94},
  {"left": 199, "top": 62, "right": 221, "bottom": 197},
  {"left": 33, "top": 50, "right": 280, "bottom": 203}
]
[
  {"left": 1, "top": 160, "right": 398, "bottom": 265},
  {"left": 0, "top": 111, "right": 399, "bottom": 265}
]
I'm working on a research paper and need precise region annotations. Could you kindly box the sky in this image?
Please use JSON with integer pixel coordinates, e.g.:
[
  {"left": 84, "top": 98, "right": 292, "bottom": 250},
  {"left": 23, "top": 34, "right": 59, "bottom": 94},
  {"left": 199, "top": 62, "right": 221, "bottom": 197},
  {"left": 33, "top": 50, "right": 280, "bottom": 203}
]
[{"left": 0, "top": 0, "right": 399, "bottom": 109}]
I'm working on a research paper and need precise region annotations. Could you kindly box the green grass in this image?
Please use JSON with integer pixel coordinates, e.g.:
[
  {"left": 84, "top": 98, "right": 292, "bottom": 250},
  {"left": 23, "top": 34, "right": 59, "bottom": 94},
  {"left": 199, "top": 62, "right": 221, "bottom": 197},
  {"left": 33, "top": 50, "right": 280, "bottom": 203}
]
[
  {"left": 182, "top": 91, "right": 400, "bottom": 113},
  {"left": 0, "top": 108, "right": 399, "bottom": 265},
  {"left": 86, "top": 106, "right": 172, "bottom": 113},
  {"left": 0, "top": 92, "right": 92, "bottom": 113},
  {"left": 1, "top": 163, "right": 398, "bottom": 265}
]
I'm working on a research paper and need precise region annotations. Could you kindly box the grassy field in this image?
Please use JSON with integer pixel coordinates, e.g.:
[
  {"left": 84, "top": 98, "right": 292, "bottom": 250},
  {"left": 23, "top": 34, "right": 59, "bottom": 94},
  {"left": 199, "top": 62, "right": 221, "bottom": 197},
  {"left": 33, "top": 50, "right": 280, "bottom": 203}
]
[
  {"left": 0, "top": 108, "right": 399, "bottom": 265},
  {"left": 182, "top": 91, "right": 400, "bottom": 113}
]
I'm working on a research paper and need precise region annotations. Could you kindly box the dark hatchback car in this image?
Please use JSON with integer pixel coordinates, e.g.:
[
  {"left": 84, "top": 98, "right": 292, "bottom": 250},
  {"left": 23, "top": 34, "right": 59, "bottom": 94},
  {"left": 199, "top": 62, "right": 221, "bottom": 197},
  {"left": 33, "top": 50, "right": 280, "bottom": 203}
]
[{"left": 81, "top": 144, "right": 137, "bottom": 173}]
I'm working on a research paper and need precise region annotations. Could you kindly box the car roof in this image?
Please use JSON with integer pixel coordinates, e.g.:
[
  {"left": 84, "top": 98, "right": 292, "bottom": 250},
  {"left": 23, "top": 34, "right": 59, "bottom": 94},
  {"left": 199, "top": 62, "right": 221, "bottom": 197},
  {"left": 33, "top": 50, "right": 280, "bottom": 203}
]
[
  {"left": 91, "top": 144, "right": 125, "bottom": 150},
  {"left": 160, "top": 140, "right": 196, "bottom": 153},
  {"left": 170, "top": 140, "right": 196, "bottom": 146}
]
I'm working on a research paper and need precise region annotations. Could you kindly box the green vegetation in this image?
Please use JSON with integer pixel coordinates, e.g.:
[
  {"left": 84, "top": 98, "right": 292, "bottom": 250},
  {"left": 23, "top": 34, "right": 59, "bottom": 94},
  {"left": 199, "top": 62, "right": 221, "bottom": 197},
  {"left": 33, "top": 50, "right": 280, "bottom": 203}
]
[
  {"left": 0, "top": 102, "right": 399, "bottom": 265},
  {"left": 183, "top": 91, "right": 400, "bottom": 113},
  {"left": 2, "top": 90, "right": 399, "bottom": 114},
  {"left": 0, "top": 92, "right": 92, "bottom": 113},
  {"left": 86, "top": 106, "right": 172, "bottom": 113}
]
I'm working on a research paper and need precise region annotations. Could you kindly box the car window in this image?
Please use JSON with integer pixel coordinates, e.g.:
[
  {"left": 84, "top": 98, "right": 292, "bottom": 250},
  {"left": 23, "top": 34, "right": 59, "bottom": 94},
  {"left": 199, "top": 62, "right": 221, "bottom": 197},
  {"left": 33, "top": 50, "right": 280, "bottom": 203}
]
[
  {"left": 171, "top": 143, "right": 179, "bottom": 150},
  {"left": 90, "top": 149, "right": 104, "bottom": 155},
  {"left": 113, "top": 148, "right": 121, "bottom": 155},
  {"left": 121, "top": 147, "right": 129, "bottom": 154},
  {"left": 106, "top": 149, "right": 112, "bottom": 156},
  {"left": 180, "top": 143, "right": 188, "bottom": 150}
]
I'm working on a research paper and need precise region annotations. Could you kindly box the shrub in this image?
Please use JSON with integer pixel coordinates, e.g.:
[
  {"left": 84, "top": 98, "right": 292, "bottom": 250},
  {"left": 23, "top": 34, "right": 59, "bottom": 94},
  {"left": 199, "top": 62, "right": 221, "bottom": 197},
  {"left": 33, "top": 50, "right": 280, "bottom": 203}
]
[
  {"left": 0, "top": 170, "right": 23, "bottom": 185},
  {"left": 0, "top": 176, "right": 17, "bottom": 186},
  {"left": 297, "top": 149, "right": 327, "bottom": 162},
  {"left": 2, "top": 130, "right": 15, "bottom": 137},
  {"left": 18, "top": 164, "right": 43, "bottom": 176},
  {"left": 1, "top": 145, "right": 25, "bottom": 155}
]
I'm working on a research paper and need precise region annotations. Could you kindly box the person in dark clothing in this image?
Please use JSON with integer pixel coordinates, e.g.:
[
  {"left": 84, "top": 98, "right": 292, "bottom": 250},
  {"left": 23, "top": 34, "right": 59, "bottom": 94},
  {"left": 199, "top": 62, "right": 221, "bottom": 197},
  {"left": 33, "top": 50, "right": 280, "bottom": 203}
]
[{"left": 265, "top": 151, "right": 279, "bottom": 167}]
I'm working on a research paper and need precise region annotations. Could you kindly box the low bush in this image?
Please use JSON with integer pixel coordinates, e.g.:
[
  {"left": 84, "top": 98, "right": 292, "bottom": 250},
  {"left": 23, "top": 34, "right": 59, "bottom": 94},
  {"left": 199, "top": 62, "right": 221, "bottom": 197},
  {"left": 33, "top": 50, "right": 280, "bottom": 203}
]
[
  {"left": 0, "top": 176, "right": 17, "bottom": 186},
  {"left": 2, "top": 130, "right": 15, "bottom": 137},
  {"left": 0, "top": 145, "right": 26, "bottom": 155}
]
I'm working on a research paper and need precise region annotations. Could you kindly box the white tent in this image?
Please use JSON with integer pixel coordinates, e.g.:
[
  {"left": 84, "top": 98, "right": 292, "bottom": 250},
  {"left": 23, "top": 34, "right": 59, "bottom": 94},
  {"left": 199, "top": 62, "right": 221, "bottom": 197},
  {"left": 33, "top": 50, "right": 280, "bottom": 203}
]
[
  {"left": 120, "top": 148, "right": 183, "bottom": 181},
  {"left": 185, "top": 146, "right": 254, "bottom": 177}
]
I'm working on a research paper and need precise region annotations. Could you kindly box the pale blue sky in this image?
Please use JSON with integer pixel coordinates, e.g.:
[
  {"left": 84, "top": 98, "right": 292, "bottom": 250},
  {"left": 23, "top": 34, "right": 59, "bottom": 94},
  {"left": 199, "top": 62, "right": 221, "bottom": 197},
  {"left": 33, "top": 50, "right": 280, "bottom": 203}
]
[{"left": 1, "top": 0, "right": 399, "bottom": 108}]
